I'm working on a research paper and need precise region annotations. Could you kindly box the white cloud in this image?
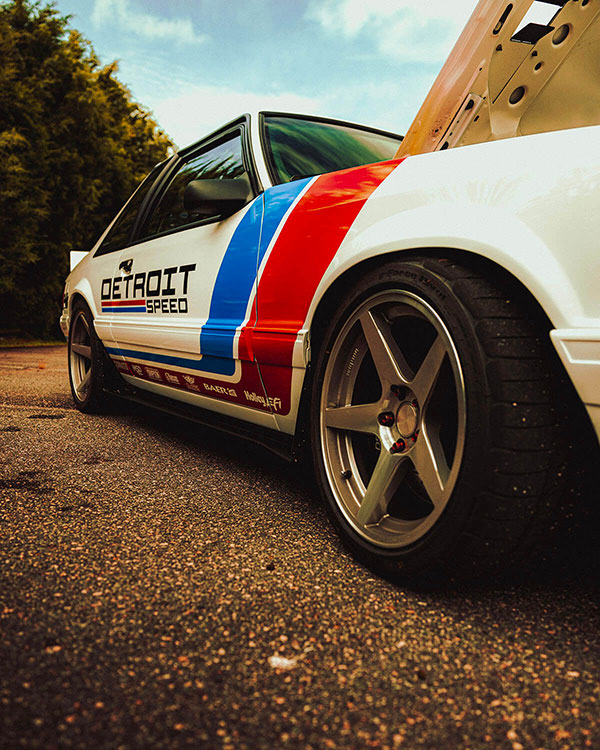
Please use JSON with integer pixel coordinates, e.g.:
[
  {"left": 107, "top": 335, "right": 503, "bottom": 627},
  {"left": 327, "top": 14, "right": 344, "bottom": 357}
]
[
  {"left": 92, "top": 0, "right": 206, "bottom": 45},
  {"left": 153, "top": 87, "right": 324, "bottom": 149},
  {"left": 306, "top": 0, "right": 476, "bottom": 62}
]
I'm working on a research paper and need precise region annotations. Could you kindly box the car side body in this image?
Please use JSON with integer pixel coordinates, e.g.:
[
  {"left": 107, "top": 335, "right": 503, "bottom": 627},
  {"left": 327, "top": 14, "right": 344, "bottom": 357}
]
[
  {"left": 61, "top": 117, "right": 600, "bottom": 446},
  {"left": 60, "top": 0, "right": 600, "bottom": 577}
]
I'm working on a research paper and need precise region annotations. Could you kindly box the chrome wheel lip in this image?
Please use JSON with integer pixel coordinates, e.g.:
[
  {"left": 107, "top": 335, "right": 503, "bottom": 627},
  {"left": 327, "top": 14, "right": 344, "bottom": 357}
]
[
  {"left": 69, "top": 310, "right": 93, "bottom": 402},
  {"left": 319, "top": 289, "right": 467, "bottom": 550}
]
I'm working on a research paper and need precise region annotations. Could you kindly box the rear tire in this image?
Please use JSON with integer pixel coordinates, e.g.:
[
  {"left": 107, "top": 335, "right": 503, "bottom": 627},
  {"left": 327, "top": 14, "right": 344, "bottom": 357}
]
[{"left": 310, "top": 257, "right": 568, "bottom": 579}]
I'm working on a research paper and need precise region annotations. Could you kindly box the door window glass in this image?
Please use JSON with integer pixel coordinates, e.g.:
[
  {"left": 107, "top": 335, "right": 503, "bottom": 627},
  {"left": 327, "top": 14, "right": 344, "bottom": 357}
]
[
  {"left": 95, "top": 162, "right": 165, "bottom": 256},
  {"left": 143, "top": 132, "right": 247, "bottom": 239}
]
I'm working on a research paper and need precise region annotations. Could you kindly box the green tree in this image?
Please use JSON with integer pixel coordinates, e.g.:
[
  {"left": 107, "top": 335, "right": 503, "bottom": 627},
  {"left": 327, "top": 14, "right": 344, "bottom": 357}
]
[{"left": 0, "top": 0, "right": 173, "bottom": 338}]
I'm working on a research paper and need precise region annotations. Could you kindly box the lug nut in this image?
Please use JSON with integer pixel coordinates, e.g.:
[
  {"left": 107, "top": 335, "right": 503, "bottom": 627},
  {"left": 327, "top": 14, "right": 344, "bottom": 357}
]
[
  {"left": 378, "top": 411, "right": 395, "bottom": 427},
  {"left": 390, "top": 439, "right": 406, "bottom": 454},
  {"left": 391, "top": 385, "right": 407, "bottom": 399}
]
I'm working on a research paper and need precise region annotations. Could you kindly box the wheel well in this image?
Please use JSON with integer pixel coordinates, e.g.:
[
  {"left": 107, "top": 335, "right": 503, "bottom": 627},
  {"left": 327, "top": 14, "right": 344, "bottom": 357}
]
[
  {"left": 292, "top": 246, "right": 597, "bottom": 465},
  {"left": 308, "top": 247, "right": 554, "bottom": 354},
  {"left": 69, "top": 291, "right": 90, "bottom": 316}
]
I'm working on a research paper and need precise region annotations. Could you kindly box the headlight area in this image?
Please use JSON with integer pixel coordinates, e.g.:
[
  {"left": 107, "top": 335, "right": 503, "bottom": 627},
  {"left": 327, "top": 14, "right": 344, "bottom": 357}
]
[{"left": 59, "top": 285, "right": 70, "bottom": 338}]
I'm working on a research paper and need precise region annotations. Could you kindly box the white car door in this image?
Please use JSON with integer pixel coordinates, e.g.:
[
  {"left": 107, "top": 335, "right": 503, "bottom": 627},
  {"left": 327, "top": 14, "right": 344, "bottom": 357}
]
[
  {"left": 88, "top": 161, "right": 168, "bottom": 348},
  {"left": 105, "top": 124, "right": 277, "bottom": 426}
]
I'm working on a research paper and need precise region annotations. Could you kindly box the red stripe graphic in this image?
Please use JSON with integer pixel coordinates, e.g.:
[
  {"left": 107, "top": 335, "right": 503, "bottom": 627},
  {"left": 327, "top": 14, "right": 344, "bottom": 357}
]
[
  {"left": 102, "top": 299, "right": 146, "bottom": 307},
  {"left": 249, "top": 160, "right": 402, "bottom": 412}
]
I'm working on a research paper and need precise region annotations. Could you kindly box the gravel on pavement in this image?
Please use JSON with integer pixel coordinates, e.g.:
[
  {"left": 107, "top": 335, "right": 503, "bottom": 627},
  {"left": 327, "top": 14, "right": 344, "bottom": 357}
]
[{"left": 1, "top": 346, "right": 598, "bottom": 750}]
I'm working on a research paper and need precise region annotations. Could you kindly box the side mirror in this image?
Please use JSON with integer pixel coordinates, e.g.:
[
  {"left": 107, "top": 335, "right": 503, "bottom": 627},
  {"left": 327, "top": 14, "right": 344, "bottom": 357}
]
[{"left": 183, "top": 178, "right": 250, "bottom": 217}]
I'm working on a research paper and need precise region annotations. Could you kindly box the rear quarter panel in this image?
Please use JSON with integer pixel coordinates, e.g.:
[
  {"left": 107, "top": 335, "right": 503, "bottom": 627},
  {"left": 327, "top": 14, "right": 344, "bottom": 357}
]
[{"left": 272, "top": 125, "right": 600, "bottom": 434}]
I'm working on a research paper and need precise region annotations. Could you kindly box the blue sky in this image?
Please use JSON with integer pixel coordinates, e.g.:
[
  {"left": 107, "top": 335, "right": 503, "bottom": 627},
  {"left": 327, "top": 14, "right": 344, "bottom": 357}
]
[{"left": 54, "top": 0, "right": 477, "bottom": 148}]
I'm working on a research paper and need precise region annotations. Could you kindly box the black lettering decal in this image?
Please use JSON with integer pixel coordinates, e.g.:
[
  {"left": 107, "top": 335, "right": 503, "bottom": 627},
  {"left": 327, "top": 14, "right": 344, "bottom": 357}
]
[
  {"left": 112, "top": 277, "right": 122, "bottom": 299},
  {"left": 124, "top": 275, "right": 133, "bottom": 298},
  {"left": 161, "top": 299, "right": 168, "bottom": 313},
  {"left": 133, "top": 273, "right": 145, "bottom": 298},
  {"left": 179, "top": 264, "right": 196, "bottom": 294},
  {"left": 162, "top": 266, "right": 177, "bottom": 296},
  {"left": 178, "top": 298, "right": 188, "bottom": 313},
  {"left": 169, "top": 298, "right": 177, "bottom": 313},
  {"left": 101, "top": 279, "right": 111, "bottom": 300},
  {"left": 147, "top": 270, "right": 161, "bottom": 297}
]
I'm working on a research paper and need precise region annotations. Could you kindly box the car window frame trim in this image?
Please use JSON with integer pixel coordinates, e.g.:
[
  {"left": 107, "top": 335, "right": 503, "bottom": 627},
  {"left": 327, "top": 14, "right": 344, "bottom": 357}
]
[
  {"left": 93, "top": 158, "right": 174, "bottom": 258},
  {"left": 131, "top": 117, "right": 260, "bottom": 247}
]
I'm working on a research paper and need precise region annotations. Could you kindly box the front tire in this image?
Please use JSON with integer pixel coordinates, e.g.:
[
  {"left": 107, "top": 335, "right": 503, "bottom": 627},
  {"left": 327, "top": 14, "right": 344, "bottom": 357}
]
[
  {"left": 310, "top": 257, "right": 567, "bottom": 579},
  {"left": 68, "top": 300, "right": 110, "bottom": 413}
]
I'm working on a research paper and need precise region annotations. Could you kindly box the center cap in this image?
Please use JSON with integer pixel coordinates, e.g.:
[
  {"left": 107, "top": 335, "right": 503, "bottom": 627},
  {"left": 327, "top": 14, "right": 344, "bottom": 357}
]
[{"left": 397, "top": 401, "right": 418, "bottom": 438}]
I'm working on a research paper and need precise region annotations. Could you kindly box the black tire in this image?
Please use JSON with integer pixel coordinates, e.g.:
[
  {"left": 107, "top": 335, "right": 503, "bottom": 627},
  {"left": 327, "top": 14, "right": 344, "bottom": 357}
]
[
  {"left": 68, "top": 299, "right": 110, "bottom": 413},
  {"left": 310, "top": 257, "right": 568, "bottom": 579}
]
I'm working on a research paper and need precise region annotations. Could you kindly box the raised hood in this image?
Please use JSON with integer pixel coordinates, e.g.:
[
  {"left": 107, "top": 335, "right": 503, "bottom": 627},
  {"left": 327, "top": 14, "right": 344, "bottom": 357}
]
[{"left": 396, "top": 0, "right": 600, "bottom": 157}]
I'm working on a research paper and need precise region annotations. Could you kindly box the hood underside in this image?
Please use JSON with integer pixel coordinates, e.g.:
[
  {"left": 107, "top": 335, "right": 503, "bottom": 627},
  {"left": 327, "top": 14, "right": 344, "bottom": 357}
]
[{"left": 396, "top": 0, "right": 600, "bottom": 157}]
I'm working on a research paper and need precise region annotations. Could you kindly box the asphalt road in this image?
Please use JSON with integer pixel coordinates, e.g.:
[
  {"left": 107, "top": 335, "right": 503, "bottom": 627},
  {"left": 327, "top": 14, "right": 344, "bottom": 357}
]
[{"left": 1, "top": 346, "right": 598, "bottom": 750}]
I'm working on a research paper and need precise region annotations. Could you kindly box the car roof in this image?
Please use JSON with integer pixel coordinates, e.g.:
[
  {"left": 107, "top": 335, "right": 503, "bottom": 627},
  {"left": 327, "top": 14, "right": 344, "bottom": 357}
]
[{"left": 176, "top": 111, "right": 403, "bottom": 156}]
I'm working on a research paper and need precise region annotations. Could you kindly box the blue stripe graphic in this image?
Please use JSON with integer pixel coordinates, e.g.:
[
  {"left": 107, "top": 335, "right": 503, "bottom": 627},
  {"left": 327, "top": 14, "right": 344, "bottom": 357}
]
[
  {"left": 105, "top": 346, "right": 236, "bottom": 377},
  {"left": 199, "top": 179, "right": 311, "bottom": 362},
  {"left": 257, "top": 178, "right": 312, "bottom": 268},
  {"left": 102, "top": 306, "right": 146, "bottom": 313}
]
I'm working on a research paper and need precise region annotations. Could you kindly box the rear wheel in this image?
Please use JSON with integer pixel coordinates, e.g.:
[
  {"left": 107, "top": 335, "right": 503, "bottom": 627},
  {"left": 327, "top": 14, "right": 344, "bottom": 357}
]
[{"left": 310, "top": 257, "right": 567, "bottom": 578}]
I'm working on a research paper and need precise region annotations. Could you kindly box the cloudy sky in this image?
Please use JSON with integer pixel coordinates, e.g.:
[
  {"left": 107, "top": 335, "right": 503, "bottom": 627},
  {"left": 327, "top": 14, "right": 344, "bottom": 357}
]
[{"left": 55, "top": 0, "right": 478, "bottom": 148}]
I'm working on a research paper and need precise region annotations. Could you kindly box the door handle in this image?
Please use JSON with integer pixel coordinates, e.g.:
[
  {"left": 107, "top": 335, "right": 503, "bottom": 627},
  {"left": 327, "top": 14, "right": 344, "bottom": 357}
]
[{"left": 119, "top": 258, "right": 133, "bottom": 274}]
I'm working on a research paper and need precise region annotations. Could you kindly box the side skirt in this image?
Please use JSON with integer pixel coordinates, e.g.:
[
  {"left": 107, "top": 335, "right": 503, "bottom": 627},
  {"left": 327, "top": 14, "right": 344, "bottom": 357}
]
[{"left": 105, "top": 379, "right": 295, "bottom": 461}]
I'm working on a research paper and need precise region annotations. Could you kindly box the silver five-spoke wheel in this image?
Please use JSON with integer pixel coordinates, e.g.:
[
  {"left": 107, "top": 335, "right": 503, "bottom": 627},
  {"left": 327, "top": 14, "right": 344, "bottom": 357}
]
[
  {"left": 319, "top": 289, "right": 466, "bottom": 550},
  {"left": 311, "top": 258, "right": 568, "bottom": 578},
  {"left": 68, "top": 300, "right": 108, "bottom": 413},
  {"left": 69, "top": 309, "right": 93, "bottom": 402}
]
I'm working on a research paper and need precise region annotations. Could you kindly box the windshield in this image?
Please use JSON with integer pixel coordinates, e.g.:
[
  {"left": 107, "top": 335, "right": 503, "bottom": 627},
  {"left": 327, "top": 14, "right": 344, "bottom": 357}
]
[{"left": 262, "top": 115, "right": 403, "bottom": 184}]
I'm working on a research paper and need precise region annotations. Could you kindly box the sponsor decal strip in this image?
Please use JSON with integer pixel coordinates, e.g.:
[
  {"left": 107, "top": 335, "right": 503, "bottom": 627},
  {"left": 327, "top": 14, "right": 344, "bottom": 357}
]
[
  {"left": 111, "top": 357, "right": 280, "bottom": 412},
  {"left": 105, "top": 345, "right": 237, "bottom": 378}
]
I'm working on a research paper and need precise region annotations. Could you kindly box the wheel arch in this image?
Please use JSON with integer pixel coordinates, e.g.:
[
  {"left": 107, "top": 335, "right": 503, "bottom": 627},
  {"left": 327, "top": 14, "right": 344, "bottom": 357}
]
[
  {"left": 68, "top": 279, "right": 97, "bottom": 320},
  {"left": 290, "top": 244, "right": 565, "bottom": 459},
  {"left": 307, "top": 246, "right": 556, "bottom": 359}
]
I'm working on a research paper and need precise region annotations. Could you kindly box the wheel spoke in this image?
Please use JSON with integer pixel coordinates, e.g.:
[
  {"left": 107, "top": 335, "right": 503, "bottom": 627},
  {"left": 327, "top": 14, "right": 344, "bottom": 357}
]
[
  {"left": 356, "top": 451, "right": 408, "bottom": 526},
  {"left": 411, "top": 334, "right": 446, "bottom": 406},
  {"left": 77, "top": 369, "right": 91, "bottom": 396},
  {"left": 323, "top": 403, "right": 379, "bottom": 435},
  {"left": 410, "top": 429, "right": 450, "bottom": 507},
  {"left": 359, "top": 309, "right": 413, "bottom": 389},
  {"left": 71, "top": 343, "right": 91, "bottom": 360},
  {"left": 79, "top": 315, "right": 90, "bottom": 335}
]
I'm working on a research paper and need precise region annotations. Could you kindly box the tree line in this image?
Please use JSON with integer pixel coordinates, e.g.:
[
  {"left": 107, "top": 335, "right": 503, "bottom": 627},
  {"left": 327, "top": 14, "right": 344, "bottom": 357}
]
[{"left": 0, "top": 0, "right": 173, "bottom": 338}]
